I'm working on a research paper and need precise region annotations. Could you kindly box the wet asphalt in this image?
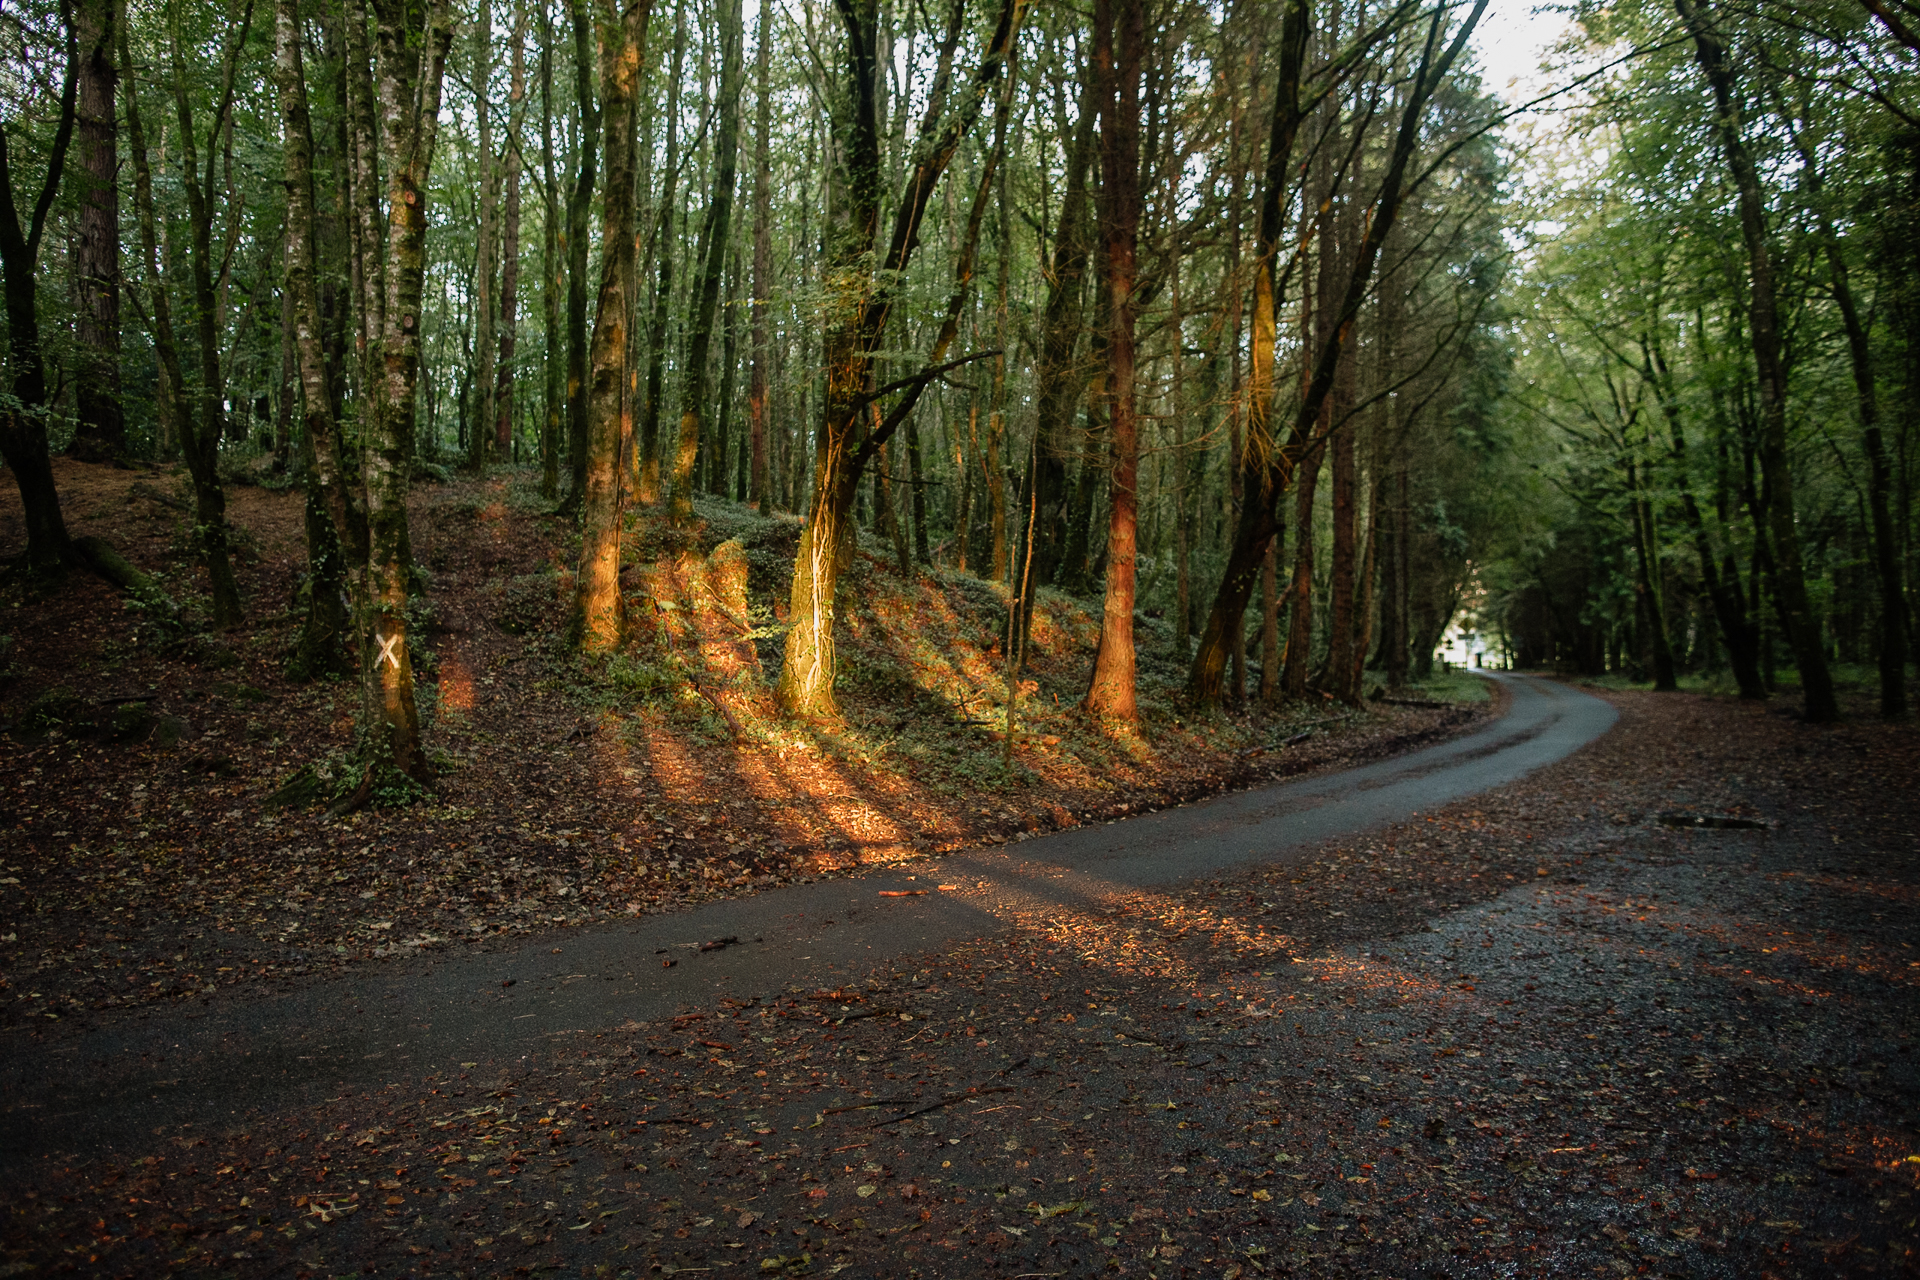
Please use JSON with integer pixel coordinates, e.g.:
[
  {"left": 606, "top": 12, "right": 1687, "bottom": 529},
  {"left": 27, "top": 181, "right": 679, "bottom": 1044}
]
[{"left": 0, "top": 674, "right": 1614, "bottom": 1177}]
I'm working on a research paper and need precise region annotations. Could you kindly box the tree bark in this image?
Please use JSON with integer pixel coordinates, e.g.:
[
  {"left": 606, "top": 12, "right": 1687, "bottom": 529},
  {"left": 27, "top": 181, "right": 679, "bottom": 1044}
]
[
  {"left": 1382, "top": 443, "right": 1410, "bottom": 688},
  {"left": 1676, "top": 0, "right": 1837, "bottom": 721},
  {"left": 71, "top": 0, "right": 124, "bottom": 464},
  {"left": 1644, "top": 338, "right": 1764, "bottom": 697},
  {"left": 343, "top": 0, "right": 384, "bottom": 387},
  {"left": 572, "top": 0, "right": 652, "bottom": 652},
  {"left": 636, "top": 1, "right": 685, "bottom": 505},
  {"left": 747, "top": 0, "right": 773, "bottom": 508},
  {"left": 121, "top": 18, "right": 190, "bottom": 487},
  {"left": 1082, "top": 0, "right": 1143, "bottom": 719},
  {"left": 1626, "top": 456, "right": 1678, "bottom": 690},
  {"left": 1281, "top": 442, "right": 1320, "bottom": 696},
  {"left": 1327, "top": 340, "right": 1360, "bottom": 702},
  {"left": 275, "top": 0, "right": 356, "bottom": 681},
  {"left": 495, "top": 0, "right": 526, "bottom": 458},
  {"left": 672, "top": 0, "right": 742, "bottom": 523},
  {"left": 467, "top": 0, "right": 499, "bottom": 473},
  {"left": 364, "top": 0, "right": 455, "bottom": 781},
  {"left": 538, "top": 0, "right": 562, "bottom": 498},
  {"left": 1183, "top": 0, "right": 1308, "bottom": 704},
  {"left": 562, "top": 0, "right": 601, "bottom": 509},
  {"left": 1782, "top": 119, "right": 1905, "bottom": 717},
  {"left": 1259, "top": 539, "right": 1280, "bottom": 701}
]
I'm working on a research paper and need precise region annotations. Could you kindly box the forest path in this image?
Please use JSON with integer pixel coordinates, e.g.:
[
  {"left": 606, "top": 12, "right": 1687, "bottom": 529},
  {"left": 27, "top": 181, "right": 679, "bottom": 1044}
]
[{"left": 0, "top": 674, "right": 1611, "bottom": 1173}]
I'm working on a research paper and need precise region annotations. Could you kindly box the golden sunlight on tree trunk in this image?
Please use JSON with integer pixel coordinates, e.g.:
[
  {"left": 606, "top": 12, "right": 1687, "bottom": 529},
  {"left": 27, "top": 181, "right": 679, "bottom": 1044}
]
[
  {"left": 572, "top": 0, "right": 654, "bottom": 653},
  {"left": 1081, "top": 0, "right": 1144, "bottom": 720}
]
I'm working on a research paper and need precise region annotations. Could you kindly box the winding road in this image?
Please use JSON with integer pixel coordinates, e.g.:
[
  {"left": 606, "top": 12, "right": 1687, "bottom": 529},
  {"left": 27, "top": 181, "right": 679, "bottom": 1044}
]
[{"left": 0, "top": 673, "right": 1614, "bottom": 1174}]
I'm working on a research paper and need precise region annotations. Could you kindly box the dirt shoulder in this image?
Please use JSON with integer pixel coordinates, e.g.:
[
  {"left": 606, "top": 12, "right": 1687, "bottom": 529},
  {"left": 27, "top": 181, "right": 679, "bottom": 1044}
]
[{"left": 4, "top": 685, "right": 1913, "bottom": 1278}]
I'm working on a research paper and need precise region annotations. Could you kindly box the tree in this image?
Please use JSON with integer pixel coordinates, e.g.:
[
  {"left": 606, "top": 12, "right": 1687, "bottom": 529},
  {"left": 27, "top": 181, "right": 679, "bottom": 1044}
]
[
  {"left": 163, "top": 0, "right": 253, "bottom": 628},
  {"left": 1081, "top": 0, "right": 1145, "bottom": 719},
  {"left": 466, "top": 0, "right": 500, "bottom": 473},
  {"left": 746, "top": 0, "right": 772, "bottom": 509},
  {"left": 774, "top": 0, "right": 1024, "bottom": 718},
  {"left": 561, "top": 0, "right": 600, "bottom": 509},
  {"left": 572, "top": 0, "right": 654, "bottom": 653},
  {"left": 1187, "top": 0, "right": 1487, "bottom": 707},
  {"left": 671, "top": 0, "right": 742, "bottom": 523},
  {"left": 0, "top": 0, "right": 78, "bottom": 574},
  {"left": 71, "top": 0, "right": 124, "bottom": 464},
  {"left": 355, "top": 0, "right": 455, "bottom": 782},
  {"left": 1675, "top": 0, "right": 1839, "bottom": 721}
]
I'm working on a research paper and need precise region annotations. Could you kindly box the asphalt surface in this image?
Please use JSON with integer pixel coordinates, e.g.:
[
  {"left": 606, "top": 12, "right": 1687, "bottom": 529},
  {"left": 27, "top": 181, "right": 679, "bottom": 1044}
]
[{"left": 0, "top": 673, "right": 1615, "bottom": 1177}]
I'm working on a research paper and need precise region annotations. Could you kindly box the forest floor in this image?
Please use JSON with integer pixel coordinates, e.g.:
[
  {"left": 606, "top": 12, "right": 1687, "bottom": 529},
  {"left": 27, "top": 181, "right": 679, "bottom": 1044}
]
[
  {"left": 1, "top": 675, "right": 1915, "bottom": 1277},
  {"left": 0, "top": 458, "right": 1487, "bottom": 1031}
]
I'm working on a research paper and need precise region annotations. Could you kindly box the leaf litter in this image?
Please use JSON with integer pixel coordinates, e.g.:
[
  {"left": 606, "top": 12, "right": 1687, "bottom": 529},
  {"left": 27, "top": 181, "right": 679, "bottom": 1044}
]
[
  {"left": 1, "top": 462, "right": 1484, "bottom": 1034},
  {"left": 4, "top": 686, "right": 1914, "bottom": 1276}
]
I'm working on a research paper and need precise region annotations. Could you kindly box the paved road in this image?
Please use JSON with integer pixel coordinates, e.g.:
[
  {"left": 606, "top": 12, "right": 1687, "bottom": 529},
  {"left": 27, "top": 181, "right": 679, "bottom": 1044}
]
[{"left": 1, "top": 674, "right": 1614, "bottom": 1175}]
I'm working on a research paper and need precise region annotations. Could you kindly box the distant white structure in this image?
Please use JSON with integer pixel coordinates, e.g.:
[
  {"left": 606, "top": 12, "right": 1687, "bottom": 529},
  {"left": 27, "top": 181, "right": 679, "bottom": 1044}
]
[
  {"left": 1438, "top": 620, "right": 1508, "bottom": 670},
  {"left": 1438, "top": 621, "right": 1486, "bottom": 669}
]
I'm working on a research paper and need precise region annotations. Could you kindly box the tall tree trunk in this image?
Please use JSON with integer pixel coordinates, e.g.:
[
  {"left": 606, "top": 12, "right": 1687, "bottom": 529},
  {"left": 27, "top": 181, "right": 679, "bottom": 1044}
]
[
  {"left": 1033, "top": 87, "right": 1095, "bottom": 586},
  {"left": 572, "top": 0, "right": 652, "bottom": 651},
  {"left": 1082, "top": 0, "right": 1143, "bottom": 719},
  {"left": 776, "top": 0, "right": 1023, "bottom": 717},
  {"left": 168, "top": 0, "right": 250, "bottom": 628},
  {"left": 467, "top": 0, "right": 499, "bottom": 473},
  {"left": 495, "top": 0, "right": 527, "bottom": 457},
  {"left": 71, "top": 0, "right": 123, "bottom": 464},
  {"left": 343, "top": 0, "right": 384, "bottom": 389},
  {"left": 637, "top": 1, "right": 685, "bottom": 505},
  {"left": 1382, "top": 442, "right": 1410, "bottom": 688},
  {"left": 1327, "top": 344, "right": 1359, "bottom": 702},
  {"left": 539, "top": 0, "right": 562, "bottom": 498},
  {"left": 673, "top": 0, "right": 742, "bottom": 522},
  {"left": 1259, "top": 540, "right": 1280, "bottom": 701},
  {"left": 275, "top": 0, "right": 353, "bottom": 679},
  {"left": 1281, "top": 444, "right": 1319, "bottom": 696},
  {"left": 747, "top": 0, "right": 773, "bottom": 509},
  {"left": 986, "top": 112, "right": 1012, "bottom": 583},
  {"left": 363, "top": 0, "right": 455, "bottom": 782},
  {"left": 0, "top": 9, "right": 77, "bottom": 573},
  {"left": 1184, "top": 0, "right": 1308, "bottom": 703},
  {"left": 562, "top": 0, "right": 601, "bottom": 509},
  {"left": 1348, "top": 465, "right": 1380, "bottom": 692},
  {"left": 122, "top": 19, "right": 191, "bottom": 486},
  {"left": 719, "top": 247, "right": 744, "bottom": 496},
  {"left": 1676, "top": 0, "right": 1836, "bottom": 721}
]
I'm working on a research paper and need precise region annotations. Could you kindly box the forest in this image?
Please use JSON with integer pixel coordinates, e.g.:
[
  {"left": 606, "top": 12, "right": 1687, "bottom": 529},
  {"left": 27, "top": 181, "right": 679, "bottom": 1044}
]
[{"left": 0, "top": 0, "right": 1914, "bottom": 802}]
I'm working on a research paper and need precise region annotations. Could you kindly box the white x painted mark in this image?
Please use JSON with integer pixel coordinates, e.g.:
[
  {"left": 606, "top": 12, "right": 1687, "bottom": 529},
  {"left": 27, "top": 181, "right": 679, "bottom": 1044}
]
[{"left": 377, "top": 632, "right": 402, "bottom": 670}]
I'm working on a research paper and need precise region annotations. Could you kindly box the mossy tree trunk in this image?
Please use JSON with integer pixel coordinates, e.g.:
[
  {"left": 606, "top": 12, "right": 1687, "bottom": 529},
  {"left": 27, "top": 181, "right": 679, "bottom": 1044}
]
[
  {"left": 572, "top": 0, "right": 654, "bottom": 653},
  {"left": 359, "top": 0, "right": 455, "bottom": 782}
]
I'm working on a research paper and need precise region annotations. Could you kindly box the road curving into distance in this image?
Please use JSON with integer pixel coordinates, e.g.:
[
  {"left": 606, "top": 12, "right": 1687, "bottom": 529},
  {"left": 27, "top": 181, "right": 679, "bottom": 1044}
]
[{"left": 0, "top": 673, "right": 1615, "bottom": 1173}]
